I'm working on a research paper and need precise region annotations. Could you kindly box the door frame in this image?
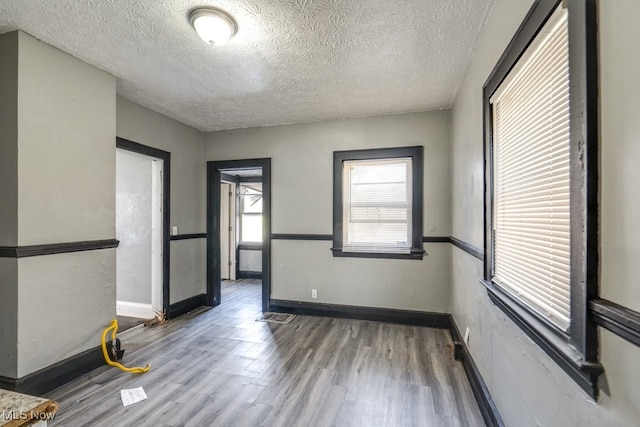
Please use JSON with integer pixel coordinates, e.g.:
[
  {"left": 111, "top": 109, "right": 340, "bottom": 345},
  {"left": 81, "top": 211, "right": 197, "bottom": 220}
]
[
  {"left": 207, "top": 158, "right": 271, "bottom": 312},
  {"left": 116, "top": 137, "right": 171, "bottom": 315},
  {"left": 219, "top": 181, "right": 236, "bottom": 281}
]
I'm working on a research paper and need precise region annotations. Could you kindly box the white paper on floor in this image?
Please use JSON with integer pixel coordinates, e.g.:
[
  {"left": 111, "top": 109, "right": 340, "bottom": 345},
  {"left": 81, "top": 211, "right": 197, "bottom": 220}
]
[{"left": 120, "top": 387, "right": 148, "bottom": 407}]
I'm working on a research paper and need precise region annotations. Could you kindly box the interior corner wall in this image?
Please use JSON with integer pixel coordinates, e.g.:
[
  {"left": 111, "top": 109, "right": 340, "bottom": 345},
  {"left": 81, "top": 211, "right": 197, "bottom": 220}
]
[
  {"left": 205, "top": 111, "right": 452, "bottom": 313},
  {"left": 0, "top": 31, "right": 18, "bottom": 248},
  {"left": 116, "top": 96, "right": 206, "bottom": 304},
  {"left": 450, "top": 0, "right": 640, "bottom": 425},
  {"left": 0, "top": 32, "right": 19, "bottom": 379},
  {"left": 16, "top": 34, "right": 115, "bottom": 245},
  {"left": 14, "top": 31, "right": 117, "bottom": 378},
  {"left": 0, "top": 258, "right": 18, "bottom": 378}
]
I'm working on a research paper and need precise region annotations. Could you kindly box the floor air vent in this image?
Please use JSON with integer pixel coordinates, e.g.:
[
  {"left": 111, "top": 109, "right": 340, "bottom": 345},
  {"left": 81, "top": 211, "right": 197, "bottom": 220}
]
[{"left": 256, "top": 313, "right": 296, "bottom": 324}]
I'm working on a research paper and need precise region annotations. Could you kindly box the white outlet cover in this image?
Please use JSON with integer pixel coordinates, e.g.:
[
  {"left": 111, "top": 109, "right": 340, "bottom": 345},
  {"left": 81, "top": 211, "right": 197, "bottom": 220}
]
[
  {"left": 464, "top": 327, "right": 470, "bottom": 344},
  {"left": 171, "top": 226, "right": 178, "bottom": 235},
  {"left": 311, "top": 289, "right": 318, "bottom": 299}
]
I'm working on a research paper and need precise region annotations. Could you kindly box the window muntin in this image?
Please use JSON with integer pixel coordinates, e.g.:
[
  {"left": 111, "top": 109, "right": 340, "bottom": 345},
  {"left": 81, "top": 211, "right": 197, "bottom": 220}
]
[{"left": 490, "top": 5, "right": 570, "bottom": 330}]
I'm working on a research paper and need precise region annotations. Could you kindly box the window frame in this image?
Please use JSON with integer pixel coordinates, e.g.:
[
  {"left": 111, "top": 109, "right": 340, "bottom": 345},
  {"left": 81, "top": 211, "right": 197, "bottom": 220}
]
[
  {"left": 332, "top": 146, "right": 424, "bottom": 260},
  {"left": 482, "top": 0, "right": 601, "bottom": 398}
]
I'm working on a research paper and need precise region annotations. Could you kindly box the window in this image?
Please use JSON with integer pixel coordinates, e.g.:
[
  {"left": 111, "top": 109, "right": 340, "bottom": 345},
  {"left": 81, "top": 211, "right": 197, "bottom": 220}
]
[
  {"left": 492, "top": 5, "right": 570, "bottom": 331},
  {"left": 483, "top": 0, "right": 601, "bottom": 397},
  {"left": 239, "top": 183, "right": 262, "bottom": 243},
  {"left": 332, "top": 146, "right": 423, "bottom": 260}
]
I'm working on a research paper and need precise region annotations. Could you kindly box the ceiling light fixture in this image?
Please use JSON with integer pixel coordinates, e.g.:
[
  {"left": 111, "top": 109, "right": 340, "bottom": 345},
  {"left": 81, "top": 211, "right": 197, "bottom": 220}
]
[{"left": 189, "top": 7, "right": 237, "bottom": 46}]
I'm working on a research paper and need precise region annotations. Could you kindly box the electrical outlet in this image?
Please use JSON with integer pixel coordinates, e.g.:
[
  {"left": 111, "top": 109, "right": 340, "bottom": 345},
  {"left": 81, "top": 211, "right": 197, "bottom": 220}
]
[
  {"left": 464, "top": 327, "right": 470, "bottom": 345},
  {"left": 311, "top": 289, "right": 318, "bottom": 299},
  {"left": 171, "top": 225, "right": 178, "bottom": 235}
]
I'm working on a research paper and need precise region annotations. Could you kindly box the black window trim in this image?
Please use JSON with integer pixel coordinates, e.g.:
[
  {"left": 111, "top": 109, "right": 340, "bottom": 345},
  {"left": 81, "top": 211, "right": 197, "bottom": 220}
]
[
  {"left": 332, "top": 146, "right": 424, "bottom": 260},
  {"left": 482, "top": 0, "right": 602, "bottom": 398}
]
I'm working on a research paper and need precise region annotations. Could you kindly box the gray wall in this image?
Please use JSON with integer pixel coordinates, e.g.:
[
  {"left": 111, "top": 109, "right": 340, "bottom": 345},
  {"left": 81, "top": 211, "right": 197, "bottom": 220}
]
[
  {"left": 18, "top": 251, "right": 116, "bottom": 377},
  {"left": 450, "top": 0, "right": 640, "bottom": 425},
  {"left": 206, "top": 111, "right": 451, "bottom": 312},
  {"left": 0, "top": 31, "right": 18, "bottom": 379},
  {"left": 239, "top": 249, "right": 262, "bottom": 273},
  {"left": 599, "top": 0, "right": 640, "bottom": 312},
  {"left": 0, "top": 258, "right": 18, "bottom": 378},
  {"left": 11, "top": 31, "right": 117, "bottom": 377},
  {"left": 116, "top": 149, "right": 153, "bottom": 304},
  {"left": 116, "top": 96, "right": 206, "bottom": 304},
  {"left": 0, "top": 31, "right": 18, "bottom": 248},
  {"left": 17, "top": 35, "right": 115, "bottom": 245}
]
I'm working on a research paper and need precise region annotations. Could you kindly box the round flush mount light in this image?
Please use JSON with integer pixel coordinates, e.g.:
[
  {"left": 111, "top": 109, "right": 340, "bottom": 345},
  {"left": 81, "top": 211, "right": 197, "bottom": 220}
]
[{"left": 189, "top": 7, "right": 237, "bottom": 46}]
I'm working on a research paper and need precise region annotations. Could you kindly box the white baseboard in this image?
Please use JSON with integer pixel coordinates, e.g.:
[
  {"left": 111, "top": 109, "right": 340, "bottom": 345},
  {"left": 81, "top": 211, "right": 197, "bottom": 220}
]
[{"left": 116, "top": 300, "right": 155, "bottom": 319}]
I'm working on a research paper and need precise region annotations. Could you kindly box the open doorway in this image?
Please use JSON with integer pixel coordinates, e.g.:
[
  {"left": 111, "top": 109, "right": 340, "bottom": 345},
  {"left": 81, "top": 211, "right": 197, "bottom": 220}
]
[
  {"left": 207, "top": 159, "right": 271, "bottom": 312},
  {"left": 222, "top": 170, "right": 263, "bottom": 280},
  {"left": 116, "top": 137, "right": 170, "bottom": 330},
  {"left": 220, "top": 180, "right": 236, "bottom": 281}
]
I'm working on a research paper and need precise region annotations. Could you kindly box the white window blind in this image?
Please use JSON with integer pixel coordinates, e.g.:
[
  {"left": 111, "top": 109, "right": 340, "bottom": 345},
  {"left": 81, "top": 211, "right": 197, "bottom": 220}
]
[
  {"left": 342, "top": 158, "right": 412, "bottom": 253},
  {"left": 490, "top": 5, "right": 570, "bottom": 331}
]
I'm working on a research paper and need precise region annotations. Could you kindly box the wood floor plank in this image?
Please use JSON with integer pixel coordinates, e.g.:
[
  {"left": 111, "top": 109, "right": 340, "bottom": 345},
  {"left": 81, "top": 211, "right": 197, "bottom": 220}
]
[{"left": 46, "top": 279, "right": 484, "bottom": 426}]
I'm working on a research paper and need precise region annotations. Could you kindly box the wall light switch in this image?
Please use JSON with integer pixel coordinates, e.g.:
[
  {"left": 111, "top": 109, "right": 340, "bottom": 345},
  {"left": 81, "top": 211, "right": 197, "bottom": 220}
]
[{"left": 171, "top": 225, "right": 178, "bottom": 235}]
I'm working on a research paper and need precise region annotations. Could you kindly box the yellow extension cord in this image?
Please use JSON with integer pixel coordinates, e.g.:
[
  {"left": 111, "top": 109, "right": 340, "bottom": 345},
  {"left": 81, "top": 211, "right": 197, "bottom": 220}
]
[{"left": 101, "top": 319, "right": 150, "bottom": 374}]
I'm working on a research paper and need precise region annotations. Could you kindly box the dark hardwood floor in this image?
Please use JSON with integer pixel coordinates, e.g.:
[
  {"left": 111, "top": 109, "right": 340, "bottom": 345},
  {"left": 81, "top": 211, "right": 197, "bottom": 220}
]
[{"left": 47, "top": 279, "right": 484, "bottom": 426}]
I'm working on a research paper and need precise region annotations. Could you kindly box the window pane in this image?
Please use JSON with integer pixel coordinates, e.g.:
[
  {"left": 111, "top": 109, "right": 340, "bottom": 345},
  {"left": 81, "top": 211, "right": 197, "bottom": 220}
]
[
  {"left": 241, "top": 215, "right": 262, "bottom": 243},
  {"left": 242, "top": 197, "right": 262, "bottom": 214},
  {"left": 346, "top": 223, "right": 409, "bottom": 249},
  {"left": 491, "top": 5, "right": 570, "bottom": 330},
  {"left": 240, "top": 184, "right": 262, "bottom": 214},
  {"left": 349, "top": 206, "right": 408, "bottom": 222},
  {"left": 342, "top": 158, "right": 412, "bottom": 253}
]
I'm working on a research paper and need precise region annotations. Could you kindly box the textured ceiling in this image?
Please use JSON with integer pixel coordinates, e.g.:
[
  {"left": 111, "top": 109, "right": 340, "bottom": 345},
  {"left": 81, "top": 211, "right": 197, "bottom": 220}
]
[{"left": 0, "top": 0, "right": 494, "bottom": 132}]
